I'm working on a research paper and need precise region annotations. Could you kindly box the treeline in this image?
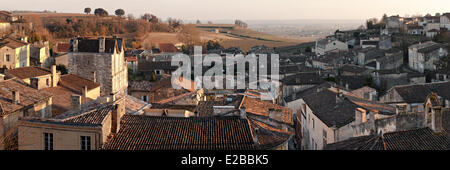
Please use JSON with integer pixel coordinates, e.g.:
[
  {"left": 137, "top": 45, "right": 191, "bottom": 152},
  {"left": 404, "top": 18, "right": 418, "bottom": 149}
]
[{"left": 23, "top": 10, "right": 184, "bottom": 49}]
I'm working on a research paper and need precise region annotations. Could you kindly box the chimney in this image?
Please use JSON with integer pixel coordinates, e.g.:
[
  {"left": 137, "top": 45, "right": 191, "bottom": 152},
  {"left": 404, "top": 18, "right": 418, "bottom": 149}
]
[
  {"left": 111, "top": 99, "right": 125, "bottom": 134},
  {"left": 431, "top": 106, "right": 443, "bottom": 132},
  {"left": 12, "top": 90, "right": 20, "bottom": 104},
  {"left": 355, "top": 108, "right": 367, "bottom": 123},
  {"left": 73, "top": 38, "right": 78, "bottom": 52},
  {"left": 70, "top": 94, "right": 82, "bottom": 111},
  {"left": 240, "top": 106, "right": 246, "bottom": 119},
  {"left": 99, "top": 37, "right": 105, "bottom": 53},
  {"left": 51, "top": 65, "right": 58, "bottom": 87},
  {"left": 82, "top": 86, "right": 88, "bottom": 97}
]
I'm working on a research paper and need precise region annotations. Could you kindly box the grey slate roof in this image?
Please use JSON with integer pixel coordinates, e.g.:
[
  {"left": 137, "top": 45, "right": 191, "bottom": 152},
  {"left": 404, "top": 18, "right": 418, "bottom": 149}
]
[{"left": 325, "top": 128, "right": 450, "bottom": 150}]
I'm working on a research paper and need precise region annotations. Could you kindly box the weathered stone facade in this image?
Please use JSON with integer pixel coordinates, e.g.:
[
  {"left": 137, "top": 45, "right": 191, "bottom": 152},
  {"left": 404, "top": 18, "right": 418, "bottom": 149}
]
[{"left": 68, "top": 37, "right": 128, "bottom": 96}]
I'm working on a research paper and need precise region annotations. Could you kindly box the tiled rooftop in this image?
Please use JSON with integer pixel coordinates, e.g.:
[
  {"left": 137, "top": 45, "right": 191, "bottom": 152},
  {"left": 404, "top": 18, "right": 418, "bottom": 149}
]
[
  {"left": 0, "top": 79, "right": 52, "bottom": 116},
  {"left": 101, "top": 115, "right": 256, "bottom": 150},
  {"left": 5, "top": 66, "right": 52, "bottom": 79}
]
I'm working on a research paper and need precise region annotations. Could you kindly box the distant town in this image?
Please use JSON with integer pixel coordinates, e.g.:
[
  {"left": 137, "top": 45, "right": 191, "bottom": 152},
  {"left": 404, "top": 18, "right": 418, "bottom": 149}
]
[{"left": 1, "top": 7, "right": 450, "bottom": 151}]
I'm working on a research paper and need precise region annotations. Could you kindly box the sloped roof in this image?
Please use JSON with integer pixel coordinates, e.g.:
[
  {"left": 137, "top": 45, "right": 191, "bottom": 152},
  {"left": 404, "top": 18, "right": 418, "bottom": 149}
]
[
  {"left": 158, "top": 43, "right": 179, "bottom": 53},
  {"left": 5, "top": 66, "right": 52, "bottom": 79},
  {"left": 242, "top": 96, "right": 293, "bottom": 125},
  {"left": 392, "top": 82, "right": 450, "bottom": 103},
  {"left": 325, "top": 128, "right": 450, "bottom": 150},
  {"left": 0, "top": 79, "right": 52, "bottom": 116},
  {"left": 59, "top": 74, "right": 100, "bottom": 92},
  {"left": 0, "top": 37, "right": 28, "bottom": 49},
  {"left": 101, "top": 115, "right": 256, "bottom": 150}
]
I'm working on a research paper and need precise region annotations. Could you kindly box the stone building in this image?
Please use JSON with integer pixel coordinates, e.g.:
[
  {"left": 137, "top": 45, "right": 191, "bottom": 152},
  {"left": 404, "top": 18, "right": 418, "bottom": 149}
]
[
  {"left": 379, "top": 81, "right": 450, "bottom": 113},
  {"left": 68, "top": 37, "right": 128, "bottom": 96},
  {"left": 0, "top": 37, "right": 29, "bottom": 69},
  {"left": 0, "top": 78, "right": 53, "bottom": 150},
  {"left": 30, "top": 41, "right": 51, "bottom": 68},
  {"left": 296, "top": 85, "right": 397, "bottom": 150},
  {"left": 315, "top": 38, "right": 348, "bottom": 56},
  {"left": 408, "top": 41, "right": 448, "bottom": 73},
  {"left": 18, "top": 98, "right": 125, "bottom": 150}
]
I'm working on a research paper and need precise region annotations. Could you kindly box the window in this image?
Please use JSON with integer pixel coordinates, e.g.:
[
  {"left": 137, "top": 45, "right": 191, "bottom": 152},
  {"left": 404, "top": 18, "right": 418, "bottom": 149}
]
[
  {"left": 323, "top": 130, "right": 328, "bottom": 148},
  {"left": 44, "top": 133, "right": 53, "bottom": 150},
  {"left": 5, "top": 54, "right": 10, "bottom": 62},
  {"left": 141, "top": 95, "right": 148, "bottom": 102},
  {"left": 80, "top": 136, "right": 91, "bottom": 150},
  {"left": 46, "top": 79, "right": 50, "bottom": 86},
  {"left": 312, "top": 118, "right": 315, "bottom": 129}
]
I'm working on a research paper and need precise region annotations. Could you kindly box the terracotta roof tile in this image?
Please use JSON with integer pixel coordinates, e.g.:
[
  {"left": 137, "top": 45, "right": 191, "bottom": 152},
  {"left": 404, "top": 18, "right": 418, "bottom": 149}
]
[
  {"left": 102, "top": 115, "right": 256, "bottom": 150},
  {"left": 5, "top": 67, "right": 51, "bottom": 79}
]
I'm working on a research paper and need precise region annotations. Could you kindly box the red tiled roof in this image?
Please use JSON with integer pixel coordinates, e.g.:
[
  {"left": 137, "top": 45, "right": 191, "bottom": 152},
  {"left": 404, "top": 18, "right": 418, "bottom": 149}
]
[
  {"left": 59, "top": 74, "right": 100, "bottom": 92},
  {"left": 158, "top": 43, "right": 179, "bottom": 53},
  {"left": 0, "top": 79, "right": 52, "bottom": 116},
  {"left": 101, "top": 115, "right": 256, "bottom": 150},
  {"left": 42, "top": 87, "right": 93, "bottom": 117},
  {"left": 55, "top": 42, "right": 70, "bottom": 53},
  {"left": 125, "top": 57, "right": 137, "bottom": 62},
  {"left": 5, "top": 66, "right": 52, "bottom": 79},
  {"left": 242, "top": 96, "right": 293, "bottom": 125}
]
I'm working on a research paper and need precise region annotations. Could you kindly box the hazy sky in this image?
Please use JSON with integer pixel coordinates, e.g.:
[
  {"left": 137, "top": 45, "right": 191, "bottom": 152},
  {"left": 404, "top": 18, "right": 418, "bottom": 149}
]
[{"left": 2, "top": 0, "right": 450, "bottom": 21}]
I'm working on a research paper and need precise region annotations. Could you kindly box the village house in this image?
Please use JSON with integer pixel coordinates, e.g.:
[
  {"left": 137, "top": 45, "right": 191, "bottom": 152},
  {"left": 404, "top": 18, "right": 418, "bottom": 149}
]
[
  {"left": 408, "top": 41, "right": 448, "bottom": 73},
  {"left": 380, "top": 81, "right": 450, "bottom": 113},
  {"left": 406, "top": 25, "right": 424, "bottom": 35},
  {"left": 4, "top": 66, "right": 59, "bottom": 89},
  {"left": 128, "top": 76, "right": 198, "bottom": 105},
  {"left": 68, "top": 36, "right": 128, "bottom": 96},
  {"left": 0, "top": 37, "right": 29, "bottom": 70},
  {"left": 53, "top": 42, "right": 70, "bottom": 66},
  {"left": 0, "top": 78, "right": 53, "bottom": 150},
  {"left": 298, "top": 86, "right": 397, "bottom": 150},
  {"left": 4, "top": 65, "right": 101, "bottom": 116},
  {"left": 338, "top": 64, "right": 371, "bottom": 76},
  {"left": 371, "top": 69, "right": 426, "bottom": 91},
  {"left": 314, "top": 38, "right": 348, "bottom": 56},
  {"left": 137, "top": 60, "right": 178, "bottom": 78},
  {"left": 124, "top": 56, "right": 138, "bottom": 74},
  {"left": 17, "top": 97, "right": 125, "bottom": 150},
  {"left": 281, "top": 73, "right": 324, "bottom": 98},
  {"left": 355, "top": 47, "right": 385, "bottom": 66},
  {"left": 149, "top": 43, "right": 182, "bottom": 61},
  {"left": 440, "top": 13, "right": 450, "bottom": 29},
  {"left": 326, "top": 94, "right": 450, "bottom": 150},
  {"left": 30, "top": 41, "right": 51, "bottom": 68}
]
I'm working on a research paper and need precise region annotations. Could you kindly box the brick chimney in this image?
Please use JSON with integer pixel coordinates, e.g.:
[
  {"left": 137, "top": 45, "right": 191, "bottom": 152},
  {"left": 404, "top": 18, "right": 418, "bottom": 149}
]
[
  {"left": 111, "top": 99, "right": 125, "bottom": 134},
  {"left": 12, "top": 90, "right": 20, "bottom": 104},
  {"left": 70, "top": 94, "right": 82, "bottom": 111},
  {"left": 99, "top": 37, "right": 105, "bottom": 53}
]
